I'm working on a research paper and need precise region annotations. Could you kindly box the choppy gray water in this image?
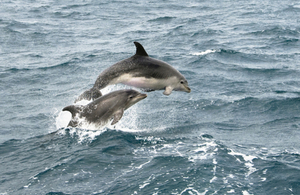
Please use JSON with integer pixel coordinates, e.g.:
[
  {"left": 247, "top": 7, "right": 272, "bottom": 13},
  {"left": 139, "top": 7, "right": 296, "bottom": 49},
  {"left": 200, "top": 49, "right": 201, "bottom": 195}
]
[{"left": 1, "top": 0, "right": 300, "bottom": 194}]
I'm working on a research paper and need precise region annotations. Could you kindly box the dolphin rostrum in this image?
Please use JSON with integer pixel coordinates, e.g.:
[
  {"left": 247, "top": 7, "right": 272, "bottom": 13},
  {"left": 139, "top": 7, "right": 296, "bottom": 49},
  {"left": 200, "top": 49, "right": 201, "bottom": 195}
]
[
  {"left": 63, "top": 89, "right": 147, "bottom": 128},
  {"left": 76, "top": 42, "right": 191, "bottom": 102}
]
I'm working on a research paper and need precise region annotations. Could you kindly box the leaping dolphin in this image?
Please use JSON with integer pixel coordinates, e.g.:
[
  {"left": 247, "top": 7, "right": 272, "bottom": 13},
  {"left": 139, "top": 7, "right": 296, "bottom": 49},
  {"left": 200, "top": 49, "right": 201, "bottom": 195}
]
[
  {"left": 63, "top": 89, "right": 147, "bottom": 128},
  {"left": 76, "top": 42, "right": 191, "bottom": 102}
]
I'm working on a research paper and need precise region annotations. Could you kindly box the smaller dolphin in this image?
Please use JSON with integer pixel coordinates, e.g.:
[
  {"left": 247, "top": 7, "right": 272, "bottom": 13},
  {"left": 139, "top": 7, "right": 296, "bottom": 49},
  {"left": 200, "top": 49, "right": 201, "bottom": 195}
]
[
  {"left": 76, "top": 42, "right": 191, "bottom": 102},
  {"left": 63, "top": 89, "right": 147, "bottom": 128}
]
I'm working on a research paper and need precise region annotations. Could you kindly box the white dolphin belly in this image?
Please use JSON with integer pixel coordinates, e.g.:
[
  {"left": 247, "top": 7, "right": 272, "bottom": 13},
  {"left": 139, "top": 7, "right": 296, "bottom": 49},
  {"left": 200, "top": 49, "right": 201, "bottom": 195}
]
[{"left": 110, "top": 73, "right": 177, "bottom": 90}]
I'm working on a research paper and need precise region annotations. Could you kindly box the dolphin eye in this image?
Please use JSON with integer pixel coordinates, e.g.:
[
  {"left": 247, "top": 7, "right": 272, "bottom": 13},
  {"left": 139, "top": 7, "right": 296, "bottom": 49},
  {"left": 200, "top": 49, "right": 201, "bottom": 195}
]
[
  {"left": 129, "top": 96, "right": 133, "bottom": 99},
  {"left": 180, "top": 81, "right": 184, "bottom": 84}
]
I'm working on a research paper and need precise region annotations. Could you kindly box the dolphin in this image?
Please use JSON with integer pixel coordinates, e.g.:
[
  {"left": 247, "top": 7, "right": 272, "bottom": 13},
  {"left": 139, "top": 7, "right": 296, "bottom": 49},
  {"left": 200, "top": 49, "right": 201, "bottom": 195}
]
[
  {"left": 75, "top": 42, "right": 191, "bottom": 102},
  {"left": 63, "top": 89, "right": 147, "bottom": 128}
]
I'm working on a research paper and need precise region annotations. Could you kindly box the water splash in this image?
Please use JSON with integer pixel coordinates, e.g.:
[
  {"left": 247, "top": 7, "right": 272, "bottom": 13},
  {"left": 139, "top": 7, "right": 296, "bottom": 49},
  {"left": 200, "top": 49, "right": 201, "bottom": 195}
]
[
  {"left": 55, "top": 110, "right": 72, "bottom": 129},
  {"left": 54, "top": 84, "right": 149, "bottom": 143}
]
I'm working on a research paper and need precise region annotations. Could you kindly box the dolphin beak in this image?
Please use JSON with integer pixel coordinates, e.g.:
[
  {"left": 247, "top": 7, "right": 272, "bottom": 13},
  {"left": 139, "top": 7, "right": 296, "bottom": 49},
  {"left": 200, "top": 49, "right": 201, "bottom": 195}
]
[
  {"left": 138, "top": 93, "right": 147, "bottom": 99},
  {"left": 185, "top": 86, "right": 191, "bottom": 93}
]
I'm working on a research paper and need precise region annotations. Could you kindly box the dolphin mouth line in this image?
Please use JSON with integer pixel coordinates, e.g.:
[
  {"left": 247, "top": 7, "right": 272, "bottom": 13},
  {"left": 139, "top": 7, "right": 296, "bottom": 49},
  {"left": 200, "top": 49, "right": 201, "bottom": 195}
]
[
  {"left": 185, "top": 86, "right": 191, "bottom": 93},
  {"left": 138, "top": 94, "right": 148, "bottom": 99}
]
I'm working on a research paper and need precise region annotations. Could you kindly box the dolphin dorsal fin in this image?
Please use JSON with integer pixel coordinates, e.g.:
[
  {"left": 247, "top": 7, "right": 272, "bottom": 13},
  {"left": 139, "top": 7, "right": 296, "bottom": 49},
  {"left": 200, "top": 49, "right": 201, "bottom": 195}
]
[
  {"left": 62, "top": 105, "right": 82, "bottom": 118},
  {"left": 134, "top": 42, "right": 149, "bottom": 57}
]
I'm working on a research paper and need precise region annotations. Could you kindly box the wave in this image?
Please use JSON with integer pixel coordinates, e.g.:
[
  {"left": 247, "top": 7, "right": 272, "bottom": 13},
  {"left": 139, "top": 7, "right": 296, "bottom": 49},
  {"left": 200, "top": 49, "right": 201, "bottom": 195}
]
[
  {"left": 191, "top": 28, "right": 223, "bottom": 38},
  {"left": 4, "top": 58, "right": 83, "bottom": 73},
  {"left": 199, "top": 48, "right": 299, "bottom": 76},
  {"left": 2, "top": 124, "right": 300, "bottom": 195},
  {"left": 249, "top": 26, "right": 299, "bottom": 37},
  {"left": 28, "top": 5, "right": 50, "bottom": 14},
  {"left": 61, "top": 3, "right": 90, "bottom": 10},
  {"left": 1, "top": 19, "right": 49, "bottom": 36},
  {"left": 38, "top": 60, "right": 78, "bottom": 71},
  {"left": 53, "top": 11, "right": 84, "bottom": 19},
  {"left": 148, "top": 16, "right": 176, "bottom": 23},
  {"left": 4, "top": 20, "right": 30, "bottom": 30},
  {"left": 227, "top": 96, "right": 300, "bottom": 113},
  {"left": 244, "top": 25, "right": 300, "bottom": 49}
]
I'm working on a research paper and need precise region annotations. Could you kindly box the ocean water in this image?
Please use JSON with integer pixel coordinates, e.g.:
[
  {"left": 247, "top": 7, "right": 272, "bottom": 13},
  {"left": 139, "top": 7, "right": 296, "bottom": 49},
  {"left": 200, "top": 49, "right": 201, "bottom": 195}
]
[{"left": 1, "top": 0, "right": 300, "bottom": 194}]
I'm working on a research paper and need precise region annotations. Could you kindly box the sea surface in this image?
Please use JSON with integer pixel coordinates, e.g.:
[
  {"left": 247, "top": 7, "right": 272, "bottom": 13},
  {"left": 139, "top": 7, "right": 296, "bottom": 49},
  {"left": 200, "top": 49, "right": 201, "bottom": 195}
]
[{"left": 1, "top": 0, "right": 300, "bottom": 194}]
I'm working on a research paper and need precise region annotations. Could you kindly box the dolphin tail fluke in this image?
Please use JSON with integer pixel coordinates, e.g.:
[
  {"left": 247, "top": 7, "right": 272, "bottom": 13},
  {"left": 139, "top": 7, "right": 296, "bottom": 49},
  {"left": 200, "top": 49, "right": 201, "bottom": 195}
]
[
  {"left": 75, "top": 87, "right": 102, "bottom": 103},
  {"left": 62, "top": 105, "right": 83, "bottom": 118},
  {"left": 62, "top": 105, "right": 84, "bottom": 128}
]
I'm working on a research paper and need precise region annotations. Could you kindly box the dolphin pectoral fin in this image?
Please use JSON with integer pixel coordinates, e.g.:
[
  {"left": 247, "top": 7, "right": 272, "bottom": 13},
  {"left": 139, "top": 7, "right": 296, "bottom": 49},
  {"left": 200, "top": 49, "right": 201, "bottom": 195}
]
[
  {"left": 163, "top": 86, "right": 173, "bottom": 95},
  {"left": 111, "top": 109, "right": 124, "bottom": 125}
]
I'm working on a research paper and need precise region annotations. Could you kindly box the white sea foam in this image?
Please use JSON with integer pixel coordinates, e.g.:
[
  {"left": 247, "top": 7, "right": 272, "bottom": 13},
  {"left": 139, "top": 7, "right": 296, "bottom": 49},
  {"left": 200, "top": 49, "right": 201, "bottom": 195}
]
[
  {"left": 188, "top": 141, "right": 218, "bottom": 162},
  {"left": 135, "top": 158, "right": 153, "bottom": 169},
  {"left": 179, "top": 187, "right": 208, "bottom": 195},
  {"left": 190, "top": 49, "right": 216, "bottom": 56},
  {"left": 293, "top": 4, "right": 300, "bottom": 8},
  {"left": 210, "top": 176, "right": 217, "bottom": 183},
  {"left": 228, "top": 150, "right": 256, "bottom": 162},
  {"left": 242, "top": 190, "right": 253, "bottom": 195},
  {"left": 210, "top": 158, "right": 218, "bottom": 183},
  {"left": 228, "top": 149, "right": 257, "bottom": 177},
  {"left": 69, "top": 128, "right": 107, "bottom": 144},
  {"left": 139, "top": 182, "right": 150, "bottom": 189},
  {"left": 139, "top": 174, "right": 155, "bottom": 189}
]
